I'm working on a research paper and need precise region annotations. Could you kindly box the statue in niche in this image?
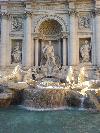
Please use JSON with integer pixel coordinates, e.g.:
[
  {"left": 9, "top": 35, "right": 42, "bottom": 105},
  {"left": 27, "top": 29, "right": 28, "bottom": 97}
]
[
  {"left": 12, "top": 16, "right": 23, "bottom": 31},
  {"left": 80, "top": 40, "right": 91, "bottom": 63},
  {"left": 79, "top": 15, "right": 90, "bottom": 29},
  {"left": 41, "top": 42, "right": 56, "bottom": 77},
  {"left": 42, "top": 42, "right": 56, "bottom": 66},
  {"left": 11, "top": 42, "right": 22, "bottom": 63}
]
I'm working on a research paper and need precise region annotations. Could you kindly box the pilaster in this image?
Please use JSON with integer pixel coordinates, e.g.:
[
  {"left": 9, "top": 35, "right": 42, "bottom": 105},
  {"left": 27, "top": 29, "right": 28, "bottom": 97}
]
[
  {"left": 0, "top": 5, "right": 9, "bottom": 67},
  {"left": 22, "top": 9, "right": 32, "bottom": 67},
  {"left": 68, "top": 1, "right": 77, "bottom": 66},
  {"left": 94, "top": 0, "right": 100, "bottom": 66}
]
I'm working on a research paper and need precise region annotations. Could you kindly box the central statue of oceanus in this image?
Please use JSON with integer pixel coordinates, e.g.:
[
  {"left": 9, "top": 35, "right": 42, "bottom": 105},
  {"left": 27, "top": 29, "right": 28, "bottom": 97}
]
[{"left": 41, "top": 41, "right": 58, "bottom": 77}]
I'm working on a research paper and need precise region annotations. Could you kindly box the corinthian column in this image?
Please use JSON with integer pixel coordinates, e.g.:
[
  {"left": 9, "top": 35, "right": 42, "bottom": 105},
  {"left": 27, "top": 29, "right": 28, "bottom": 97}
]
[
  {"left": 68, "top": 0, "right": 77, "bottom": 66},
  {"left": 0, "top": 13, "right": 8, "bottom": 67},
  {"left": 94, "top": 8, "right": 100, "bottom": 66},
  {"left": 34, "top": 37, "right": 39, "bottom": 66},
  {"left": 68, "top": 9, "right": 77, "bottom": 66},
  {"left": 62, "top": 32, "right": 68, "bottom": 66},
  {"left": 23, "top": 11, "right": 32, "bottom": 67}
]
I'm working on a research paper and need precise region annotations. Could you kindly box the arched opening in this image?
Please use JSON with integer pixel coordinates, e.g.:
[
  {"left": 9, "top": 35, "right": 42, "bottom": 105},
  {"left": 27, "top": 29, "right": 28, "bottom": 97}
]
[
  {"left": 34, "top": 19, "right": 68, "bottom": 66},
  {"left": 39, "top": 19, "right": 62, "bottom": 40}
]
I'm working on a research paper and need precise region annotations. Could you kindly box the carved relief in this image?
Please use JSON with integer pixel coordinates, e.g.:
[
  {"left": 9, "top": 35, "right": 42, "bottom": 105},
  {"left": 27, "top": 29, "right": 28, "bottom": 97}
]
[
  {"left": 79, "top": 39, "right": 91, "bottom": 63},
  {"left": 78, "top": 14, "right": 91, "bottom": 29},
  {"left": 11, "top": 40, "right": 22, "bottom": 64},
  {"left": 11, "top": 16, "right": 23, "bottom": 31}
]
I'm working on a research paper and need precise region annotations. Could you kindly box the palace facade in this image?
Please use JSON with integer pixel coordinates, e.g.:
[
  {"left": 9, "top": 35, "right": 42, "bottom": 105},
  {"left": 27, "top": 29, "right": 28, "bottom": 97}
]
[{"left": 0, "top": 0, "right": 100, "bottom": 77}]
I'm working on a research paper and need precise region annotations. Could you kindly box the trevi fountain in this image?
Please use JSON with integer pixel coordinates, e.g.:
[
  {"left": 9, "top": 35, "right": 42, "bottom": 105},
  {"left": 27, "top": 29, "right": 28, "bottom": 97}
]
[{"left": 0, "top": 0, "right": 100, "bottom": 133}]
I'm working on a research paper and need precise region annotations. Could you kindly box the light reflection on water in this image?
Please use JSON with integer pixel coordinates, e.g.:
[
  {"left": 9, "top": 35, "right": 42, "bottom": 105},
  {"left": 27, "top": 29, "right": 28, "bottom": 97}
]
[{"left": 0, "top": 106, "right": 100, "bottom": 133}]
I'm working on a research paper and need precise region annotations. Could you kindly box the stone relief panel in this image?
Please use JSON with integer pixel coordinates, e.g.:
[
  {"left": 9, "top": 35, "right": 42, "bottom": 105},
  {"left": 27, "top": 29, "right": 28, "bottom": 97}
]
[
  {"left": 79, "top": 38, "right": 91, "bottom": 63},
  {"left": 78, "top": 13, "right": 91, "bottom": 30},
  {"left": 11, "top": 40, "right": 22, "bottom": 64},
  {"left": 11, "top": 16, "right": 23, "bottom": 32}
]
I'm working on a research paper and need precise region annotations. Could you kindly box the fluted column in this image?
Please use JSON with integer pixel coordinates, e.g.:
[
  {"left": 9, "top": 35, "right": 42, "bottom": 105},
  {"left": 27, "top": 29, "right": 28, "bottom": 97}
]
[
  {"left": 0, "top": 13, "right": 8, "bottom": 67},
  {"left": 94, "top": 8, "right": 100, "bottom": 66},
  {"left": 32, "top": 39, "right": 35, "bottom": 66},
  {"left": 35, "top": 37, "right": 39, "bottom": 66},
  {"left": 62, "top": 35, "right": 67, "bottom": 66},
  {"left": 68, "top": 0, "right": 77, "bottom": 66},
  {"left": 68, "top": 9, "right": 77, "bottom": 66},
  {"left": 58, "top": 39, "right": 61, "bottom": 62},
  {"left": 23, "top": 12, "right": 32, "bottom": 67}
]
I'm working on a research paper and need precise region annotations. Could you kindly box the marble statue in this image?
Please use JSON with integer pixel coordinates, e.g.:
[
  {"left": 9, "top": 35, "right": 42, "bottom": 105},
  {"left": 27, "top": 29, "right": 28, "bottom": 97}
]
[
  {"left": 66, "top": 66, "right": 75, "bottom": 84},
  {"left": 11, "top": 42, "right": 22, "bottom": 63},
  {"left": 78, "top": 67, "right": 88, "bottom": 83},
  {"left": 42, "top": 42, "right": 55, "bottom": 65},
  {"left": 9, "top": 65, "right": 23, "bottom": 82},
  {"left": 41, "top": 41, "right": 56, "bottom": 77},
  {"left": 0, "top": 65, "right": 24, "bottom": 83},
  {"left": 23, "top": 69, "right": 32, "bottom": 82},
  {"left": 80, "top": 40, "right": 91, "bottom": 62}
]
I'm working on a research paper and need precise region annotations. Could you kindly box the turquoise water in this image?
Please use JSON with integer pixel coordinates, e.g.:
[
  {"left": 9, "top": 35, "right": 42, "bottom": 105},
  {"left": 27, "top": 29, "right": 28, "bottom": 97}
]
[{"left": 0, "top": 106, "right": 100, "bottom": 133}]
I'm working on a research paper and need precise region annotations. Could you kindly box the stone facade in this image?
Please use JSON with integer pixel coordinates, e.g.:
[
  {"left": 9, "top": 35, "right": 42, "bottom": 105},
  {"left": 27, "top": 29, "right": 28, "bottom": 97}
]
[{"left": 0, "top": 0, "right": 100, "bottom": 78}]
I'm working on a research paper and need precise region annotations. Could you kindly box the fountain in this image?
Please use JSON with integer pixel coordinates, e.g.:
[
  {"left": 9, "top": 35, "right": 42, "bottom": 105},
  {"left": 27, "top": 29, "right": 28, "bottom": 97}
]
[{"left": 0, "top": 44, "right": 100, "bottom": 111}]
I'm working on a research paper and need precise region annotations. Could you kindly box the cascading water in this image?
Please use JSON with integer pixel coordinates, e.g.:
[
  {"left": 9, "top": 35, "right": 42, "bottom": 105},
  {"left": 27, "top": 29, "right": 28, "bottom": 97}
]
[
  {"left": 79, "top": 96, "right": 85, "bottom": 110},
  {"left": 22, "top": 78, "right": 69, "bottom": 110}
]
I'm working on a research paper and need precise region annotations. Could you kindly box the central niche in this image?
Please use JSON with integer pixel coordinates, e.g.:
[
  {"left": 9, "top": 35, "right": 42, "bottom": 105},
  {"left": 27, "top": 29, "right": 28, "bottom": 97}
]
[{"left": 38, "top": 19, "right": 63, "bottom": 66}]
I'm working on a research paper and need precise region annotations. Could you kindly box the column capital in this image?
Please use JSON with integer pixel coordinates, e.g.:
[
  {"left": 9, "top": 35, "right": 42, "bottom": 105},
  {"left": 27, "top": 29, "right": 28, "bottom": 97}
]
[
  {"left": 61, "top": 32, "right": 68, "bottom": 39},
  {"left": 24, "top": 9, "right": 32, "bottom": 18},
  {"left": 68, "top": 9, "right": 77, "bottom": 16},
  {"left": 92, "top": 8, "right": 100, "bottom": 17},
  {"left": 33, "top": 33, "right": 40, "bottom": 39},
  {"left": 1, "top": 11, "right": 9, "bottom": 19}
]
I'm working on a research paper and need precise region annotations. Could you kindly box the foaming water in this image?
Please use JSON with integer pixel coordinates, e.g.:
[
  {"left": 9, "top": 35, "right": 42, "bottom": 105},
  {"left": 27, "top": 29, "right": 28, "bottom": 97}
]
[
  {"left": 79, "top": 96, "right": 86, "bottom": 111},
  {"left": 78, "top": 107, "right": 87, "bottom": 111},
  {"left": 19, "top": 105, "right": 67, "bottom": 111},
  {"left": 19, "top": 105, "right": 86, "bottom": 112}
]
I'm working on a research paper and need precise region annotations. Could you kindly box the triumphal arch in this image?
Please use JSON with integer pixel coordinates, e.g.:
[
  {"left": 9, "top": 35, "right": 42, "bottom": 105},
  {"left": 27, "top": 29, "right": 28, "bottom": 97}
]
[{"left": 0, "top": 0, "right": 100, "bottom": 79}]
